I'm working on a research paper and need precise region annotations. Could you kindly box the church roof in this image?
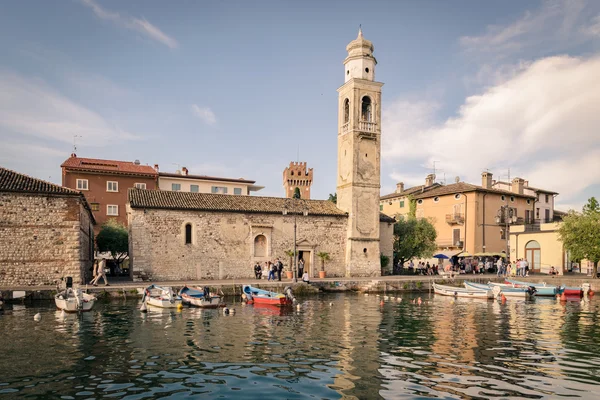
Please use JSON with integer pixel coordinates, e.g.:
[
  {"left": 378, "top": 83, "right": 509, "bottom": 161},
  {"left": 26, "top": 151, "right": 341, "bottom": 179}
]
[
  {"left": 0, "top": 166, "right": 80, "bottom": 195},
  {"left": 128, "top": 189, "right": 348, "bottom": 217}
]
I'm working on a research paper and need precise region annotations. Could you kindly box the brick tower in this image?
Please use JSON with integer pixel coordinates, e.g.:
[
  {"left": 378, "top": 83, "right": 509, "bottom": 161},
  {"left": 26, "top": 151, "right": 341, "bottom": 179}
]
[{"left": 283, "top": 162, "right": 313, "bottom": 199}]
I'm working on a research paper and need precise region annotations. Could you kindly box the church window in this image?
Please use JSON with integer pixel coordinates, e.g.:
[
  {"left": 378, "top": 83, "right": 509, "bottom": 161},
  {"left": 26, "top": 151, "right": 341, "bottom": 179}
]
[
  {"left": 361, "top": 96, "right": 372, "bottom": 121},
  {"left": 343, "top": 99, "right": 350, "bottom": 123},
  {"left": 365, "top": 67, "right": 369, "bottom": 73},
  {"left": 254, "top": 235, "right": 267, "bottom": 257},
  {"left": 185, "top": 223, "right": 192, "bottom": 245},
  {"left": 291, "top": 171, "right": 294, "bottom": 176}
]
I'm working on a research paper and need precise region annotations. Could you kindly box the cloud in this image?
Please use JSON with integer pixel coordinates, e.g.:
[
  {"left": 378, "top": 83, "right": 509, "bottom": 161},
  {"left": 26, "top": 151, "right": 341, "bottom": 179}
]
[
  {"left": 382, "top": 55, "right": 600, "bottom": 209},
  {"left": 191, "top": 105, "right": 217, "bottom": 125},
  {"left": 582, "top": 14, "right": 600, "bottom": 37},
  {"left": 81, "top": 0, "right": 178, "bottom": 49},
  {"left": 0, "top": 70, "right": 139, "bottom": 146}
]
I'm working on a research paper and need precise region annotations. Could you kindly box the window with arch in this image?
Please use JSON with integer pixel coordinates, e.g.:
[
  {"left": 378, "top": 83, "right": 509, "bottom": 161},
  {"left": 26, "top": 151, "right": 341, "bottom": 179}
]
[
  {"left": 525, "top": 240, "right": 541, "bottom": 272},
  {"left": 185, "top": 223, "right": 192, "bottom": 245},
  {"left": 254, "top": 234, "right": 267, "bottom": 257},
  {"left": 361, "top": 96, "right": 372, "bottom": 122},
  {"left": 343, "top": 98, "right": 350, "bottom": 124}
]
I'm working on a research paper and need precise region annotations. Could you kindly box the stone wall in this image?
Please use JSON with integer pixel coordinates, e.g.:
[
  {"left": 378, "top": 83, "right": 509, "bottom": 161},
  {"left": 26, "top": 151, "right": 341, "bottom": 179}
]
[
  {"left": 0, "top": 193, "right": 94, "bottom": 286},
  {"left": 379, "top": 221, "right": 394, "bottom": 274},
  {"left": 128, "top": 207, "right": 349, "bottom": 281}
]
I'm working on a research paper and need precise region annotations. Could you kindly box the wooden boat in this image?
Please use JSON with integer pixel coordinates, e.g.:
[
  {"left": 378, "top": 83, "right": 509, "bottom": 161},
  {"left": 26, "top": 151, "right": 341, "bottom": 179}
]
[
  {"left": 506, "top": 279, "right": 558, "bottom": 297},
  {"left": 55, "top": 288, "right": 96, "bottom": 312},
  {"left": 560, "top": 286, "right": 583, "bottom": 297},
  {"left": 242, "top": 285, "right": 295, "bottom": 306},
  {"left": 142, "top": 285, "right": 182, "bottom": 309},
  {"left": 179, "top": 286, "right": 224, "bottom": 308},
  {"left": 465, "top": 281, "right": 533, "bottom": 298},
  {"left": 433, "top": 283, "right": 494, "bottom": 299}
]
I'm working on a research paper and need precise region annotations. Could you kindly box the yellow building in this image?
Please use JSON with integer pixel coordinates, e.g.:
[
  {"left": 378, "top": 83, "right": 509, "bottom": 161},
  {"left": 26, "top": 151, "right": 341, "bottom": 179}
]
[
  {"left": 509, "top": 222, "right": 572, "bottom": 275},
  {"left": 381, "top": 172, "right": 541, "bottom": 258}
]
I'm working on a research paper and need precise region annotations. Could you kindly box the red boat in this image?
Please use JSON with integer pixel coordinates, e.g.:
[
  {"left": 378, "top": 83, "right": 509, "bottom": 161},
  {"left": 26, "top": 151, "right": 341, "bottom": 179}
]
[
  {"left": 561, "top": 286, "right": 583, "bottom": 297},
  {"left": 242, "top": 285, "right": 294, "bottom": 306}
]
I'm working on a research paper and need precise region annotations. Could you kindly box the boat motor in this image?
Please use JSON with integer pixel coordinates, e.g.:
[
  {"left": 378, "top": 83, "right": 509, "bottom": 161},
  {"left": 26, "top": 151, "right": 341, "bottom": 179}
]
[
  {"left": 527, "top": 286, "right": 537, "bottom": 296},
  {"left": 283, "top": 286, "right": 296, "bottom": 303}
]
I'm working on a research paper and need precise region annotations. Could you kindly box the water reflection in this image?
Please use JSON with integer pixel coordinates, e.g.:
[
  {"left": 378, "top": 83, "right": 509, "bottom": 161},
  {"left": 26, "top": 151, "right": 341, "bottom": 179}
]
[{"left": 1, "top": 294, "right": 600, "bottom": 398}]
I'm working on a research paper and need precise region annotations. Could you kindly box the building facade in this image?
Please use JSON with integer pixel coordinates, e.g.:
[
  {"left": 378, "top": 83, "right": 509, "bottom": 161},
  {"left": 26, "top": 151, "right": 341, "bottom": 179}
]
[
  {"left": 61, "top": 154, "right": 157, "bottom": 232},
  {"left": 492, "top": 178, "right": 557, "bottom": 223},
  {"left": 283, "top": 162, "right": 313, "bottom": 199},
  {"left": 127, "top": 30, "right": 391, "bottom": 280},
  {"left": 509, "top": 222, "right": 569, "bottom": 274},
  {"left": 158, "top": 166, "right": 262, "bottom": 195},
  {"left": 0, "top": 167, "right": 95, "bottom": 286}
]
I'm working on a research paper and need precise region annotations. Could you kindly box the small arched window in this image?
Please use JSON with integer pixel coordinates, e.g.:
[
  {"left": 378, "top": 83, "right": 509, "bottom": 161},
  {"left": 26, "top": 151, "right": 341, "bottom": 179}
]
[
  {"left": 185, "top": 223, "right": 192, "bottom": 245},
  {"left": 361, "top": 96, "right": 372, "bottom": 122},
  {"left": 343, "top": 98, "right": 350, "bottom": 123}
]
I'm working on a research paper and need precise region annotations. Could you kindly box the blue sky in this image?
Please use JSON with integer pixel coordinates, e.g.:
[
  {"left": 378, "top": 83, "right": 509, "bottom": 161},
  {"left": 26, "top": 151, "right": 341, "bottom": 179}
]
[{"left": 1, "top": 0, "right": 599, "bottom": 211}]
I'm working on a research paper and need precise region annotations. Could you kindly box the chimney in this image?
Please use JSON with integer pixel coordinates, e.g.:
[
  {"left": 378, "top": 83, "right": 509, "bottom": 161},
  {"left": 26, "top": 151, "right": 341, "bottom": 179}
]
[
  {"left": 425, "top": 174, "right": 436, "bottom": 187},
  {"left": 182, "top": 167, "right": 188, "bottom": 176},
  {"left": 70, "top": 153, "right": 77, "bottom": 158},
  {"left": 154, "top": 164, "right": 159, "bottom": 172},
  {"left": 481, "top": 172, "right": 493, "bottom": 189},
  {"left": 396, "top": 182, "right": 404, "bottom": 193},
  {"left": 512, "top": 177, "right": 524, "bottom": 194}
]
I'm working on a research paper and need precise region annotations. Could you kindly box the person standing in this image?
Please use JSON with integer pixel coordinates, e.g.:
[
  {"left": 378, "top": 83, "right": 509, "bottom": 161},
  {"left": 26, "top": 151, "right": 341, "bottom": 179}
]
[
  {"left": 276, "top": 258, "right": 284, "bottom": 281},
  {"left": 91, "top": 258, "right": 109, "bottom": 286},
  {"left": 496, "top": 258, "right": 503, "bottom": 277},
  {"left": 267, "top": 261, "right": 274, "bottom": 281},
  {"left": 298, "top": 258, "right": 305, "bottom": 278},
  {"left": 254, "top": 262, "right": 262, "bottom": 279}
]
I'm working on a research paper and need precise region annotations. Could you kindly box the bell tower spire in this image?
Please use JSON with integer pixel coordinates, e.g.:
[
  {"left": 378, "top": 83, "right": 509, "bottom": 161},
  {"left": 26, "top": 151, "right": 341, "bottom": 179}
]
[{"left": 336, "top": 29, "right": 383, "bottom": 277}]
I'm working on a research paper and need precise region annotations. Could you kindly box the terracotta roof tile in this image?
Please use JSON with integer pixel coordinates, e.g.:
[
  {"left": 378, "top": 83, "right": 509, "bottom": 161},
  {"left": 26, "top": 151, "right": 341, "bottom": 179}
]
[
  {"left": 159, "top": 172, "right": 255, "bottom": 184},
  {"left": 412, "top": 182, "right": 536, "bottom": 199},
  {"left": 380, "top": 183, "right": 442, "bottom": 200},
  {"left": 61, "top": 156, "right": 157, "bottom": 176},
  {"left": 379, "top": 213, "right": 396, "bottom": 223},
  {"left": 0, "top": 167, "right": 80, "bottom": 195},
  {"left": 129, "top": 189, "right": 348, "bottom": 217}
]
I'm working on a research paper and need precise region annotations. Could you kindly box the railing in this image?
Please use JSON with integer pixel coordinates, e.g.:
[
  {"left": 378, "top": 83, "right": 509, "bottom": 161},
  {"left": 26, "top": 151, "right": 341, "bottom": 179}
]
[
  {"left": 341, "top": 122, "right": 349, "bottom": 133},
  {"left": 359, "top": 120, "right": 377, "bottom": 132},
  {"left": 445, "top": 213, "right": 464, "bottom": 224}
]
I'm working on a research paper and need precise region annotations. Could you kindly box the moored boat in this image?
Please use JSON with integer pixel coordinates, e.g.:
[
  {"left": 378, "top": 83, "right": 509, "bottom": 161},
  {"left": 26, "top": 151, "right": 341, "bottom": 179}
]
[
  {"left": 242, "top": 285, "right": 295, "bottom": 306},
  {"left": 55, "top": 288, "right": 96, "bottom": 312},
  {"left": 465, "top": 281, "right": 534, "bottom": 298},
  {"left": 433, "top": 283, "right": 494, "bottom": 299},
  {"left": 506, "top": 279, "right": 558, "bottom": 297},
  {"left": 179, "top": 286, "right": 224, "bottom": 308},
  {"left": 142, "top": 285, "right": 182, "bottom": 309},
  {"left": 560, "top": 285, "right": 583, "bottom": 297}
]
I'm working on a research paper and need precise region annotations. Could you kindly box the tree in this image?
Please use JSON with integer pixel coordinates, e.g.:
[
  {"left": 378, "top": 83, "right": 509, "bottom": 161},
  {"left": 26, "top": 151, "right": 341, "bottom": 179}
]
[
  {"left": 96, "top": 220, "right": 129, "bottom": 267},
  {"left": 284, "top": 249, "right": 295, "bottom": 272},
  {"left": 559, "top": 197, "right": 600, "bottom": 278},
  {"left": 317, "top": 251, "right": 330, "bottom": 272},
  {"left": 393, "top": 215, "right": 437, "bottom": 274},
  {"left": 328, "top": 193, "right": 337, "bottom": 204},
  {"left": 293, "top": 187, "right": 301, "bottom": 199}
]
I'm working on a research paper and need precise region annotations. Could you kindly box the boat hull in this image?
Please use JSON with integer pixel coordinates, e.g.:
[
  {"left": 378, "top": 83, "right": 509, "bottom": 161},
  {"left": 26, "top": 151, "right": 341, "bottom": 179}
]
[
  {"left": 468, "top": 282, "right": 532, "bottom": 298},
  {"left": 146, "top": 297, "right": 182, "bottom": 308},
  {"left": 55, "top": 291, "right": 95, "bottom": 313},
  {"left": 181, "top": 293, "right": 223, "bottom": 308},
  {"left": 242, "top": 285, "right": 293, "bottom": 306},
  {"left": 434, "top": 283, "right": 493, "bottom": 299},
  {"left": 506, "top": 280, "right": 558, "bottom": 296}
]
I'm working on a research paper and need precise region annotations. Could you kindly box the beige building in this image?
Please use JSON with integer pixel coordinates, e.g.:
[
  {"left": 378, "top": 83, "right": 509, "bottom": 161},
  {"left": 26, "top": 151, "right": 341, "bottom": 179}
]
[
  {"left": 283, "top": 162, "right": 313, "bottom": 199},
  {"left": 381, "top": 172, "right": 540, "bottom": 258},
  {"left": 492, "top": 179, "right": 558, "bottom": 223},
  {"left": 157, "top": 166, "right": 263, "bottom": 195},
  {"left": 127, "top": 29, "right": 393, "bottom": 280},
  {"left": 0, "top": 167, "right": 95, "bottom": 286},
  {"left": 509, "top": 222, "right": 570, "bottom": 274}
]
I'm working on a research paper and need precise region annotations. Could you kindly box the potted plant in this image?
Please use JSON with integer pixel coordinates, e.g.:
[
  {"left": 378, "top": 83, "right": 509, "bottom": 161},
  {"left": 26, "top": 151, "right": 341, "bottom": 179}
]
[
  {"left": 317, "top": 251, "right": 330, "bottom": 278},
  {"left": 284, "top": 250, "right": 294, "bottom": 279}
]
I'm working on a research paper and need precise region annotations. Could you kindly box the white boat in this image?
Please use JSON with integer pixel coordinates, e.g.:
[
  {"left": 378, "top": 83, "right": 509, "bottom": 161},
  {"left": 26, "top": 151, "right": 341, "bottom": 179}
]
[
  {"left": 486, "top": 282, "right": 535, "bottom": 298},
  {"left": 142, "top": 285, "right": 182, "bottom": 309},
  {"left": 55, "top": 288, "right": 96, "bottom": 312},
  {"left": 433, "top": 283, "right": 494, "bottom": 299},
  {"left": 179, "top": 286, "right": 224, "bottom": 308}
]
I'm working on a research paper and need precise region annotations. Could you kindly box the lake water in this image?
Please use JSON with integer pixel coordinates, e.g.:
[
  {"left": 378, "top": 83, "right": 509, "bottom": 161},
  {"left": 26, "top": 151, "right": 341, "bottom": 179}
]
[{"left": 1, "top": 293, "right": 600, "bottom": 399}]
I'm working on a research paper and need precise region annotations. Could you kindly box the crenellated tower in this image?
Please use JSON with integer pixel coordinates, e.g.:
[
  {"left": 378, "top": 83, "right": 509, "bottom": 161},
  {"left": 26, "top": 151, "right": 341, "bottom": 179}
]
[
  {"left": 336, "top": 28, "right": 383, "bottom": 277},
  {"left": 283, "top": 161, "right": 313, "bottom": 199}
]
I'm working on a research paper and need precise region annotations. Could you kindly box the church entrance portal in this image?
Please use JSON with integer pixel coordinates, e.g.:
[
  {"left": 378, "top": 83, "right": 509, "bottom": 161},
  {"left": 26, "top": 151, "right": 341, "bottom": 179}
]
[{"left": 298, "top": 250, "right": 312, "bottom": 278}]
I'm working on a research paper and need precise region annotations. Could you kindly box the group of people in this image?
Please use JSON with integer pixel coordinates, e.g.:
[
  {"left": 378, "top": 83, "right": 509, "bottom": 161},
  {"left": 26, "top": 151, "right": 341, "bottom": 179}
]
[{"left": 252, "top": 258, "right": 310, "bottom": 282}]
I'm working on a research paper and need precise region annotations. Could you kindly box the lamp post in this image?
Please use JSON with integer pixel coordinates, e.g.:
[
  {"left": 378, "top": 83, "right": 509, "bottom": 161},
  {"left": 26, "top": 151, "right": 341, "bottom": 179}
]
[
  {"left": 283, "top": 193, "right": 308, "bottom": 283},
  {"left": 496, "top": 205, "right": 518, "bottom": 260}
]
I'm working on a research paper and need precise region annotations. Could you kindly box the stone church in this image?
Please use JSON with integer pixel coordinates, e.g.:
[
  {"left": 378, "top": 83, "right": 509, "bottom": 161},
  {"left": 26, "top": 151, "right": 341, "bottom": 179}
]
[{"left": 128, "top": 30, "right": 394, "bottom": 281}]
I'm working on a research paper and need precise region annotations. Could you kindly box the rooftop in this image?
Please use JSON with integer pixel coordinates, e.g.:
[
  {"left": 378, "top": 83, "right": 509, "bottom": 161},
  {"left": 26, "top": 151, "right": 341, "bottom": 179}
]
[
  {"left": 380, "top": 183, "right": 442, "bottom": 201},
  {"left": 158, "top": 172, "right": 255, "bottom": 184},
  {"left": 61, "top": 155, "right": 157, "bottom": 176},
  {"left": 0, "top": 166, "right": 80, "bottom": 195},
  {"left": 411, "top": 182, "right": 536, "bottom": 199}
]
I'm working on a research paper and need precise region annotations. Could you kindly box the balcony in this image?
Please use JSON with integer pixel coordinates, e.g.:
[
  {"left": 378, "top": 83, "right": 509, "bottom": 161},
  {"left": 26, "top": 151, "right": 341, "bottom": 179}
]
[
  {"left": 445, "top": 213, "right": 464, "bottom": 225},
  {"left": 341, "top": 122, "right": 349, "bottom": 133},
  {"left": 437, "top": 239, "right": 464, "bottom": 248},
  {"left": 359, "top": 121, "right": 377, "bottom": 132}
]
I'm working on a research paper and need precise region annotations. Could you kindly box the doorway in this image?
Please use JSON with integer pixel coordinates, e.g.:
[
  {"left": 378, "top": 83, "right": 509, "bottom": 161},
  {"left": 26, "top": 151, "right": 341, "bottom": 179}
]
[
  {"left": 298, "top": 250, "right": 312, "bottom": 277},
  {"left": 525, "top": 240, "right": 541, "bottom": 272}
]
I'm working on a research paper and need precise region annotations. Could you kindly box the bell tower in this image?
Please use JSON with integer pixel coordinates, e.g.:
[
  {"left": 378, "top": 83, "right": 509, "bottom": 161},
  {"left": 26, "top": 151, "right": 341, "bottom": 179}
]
[{"left": 336, "top": 28, "right": 383, "bottom": 277}]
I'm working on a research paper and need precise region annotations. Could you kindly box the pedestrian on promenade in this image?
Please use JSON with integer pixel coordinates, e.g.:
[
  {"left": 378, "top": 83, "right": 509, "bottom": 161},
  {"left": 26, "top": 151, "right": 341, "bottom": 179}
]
[
  {"left": 254, "top": 262, "right": 262, "bottom": 279},
  {"left": 276, "top": 258, "right": 283, "bottom": 281},
  {"left": 267, "top": 261, "right": 275, "bottom": 281},
  {"left": 298, "top": 258, "right": 305, "bottom": 278},
  {"left": 91, "top": 258, "right": 109, "bottom": 286},
  {"left": 496, "top": 258, "right": 503, "bottom": 277}
]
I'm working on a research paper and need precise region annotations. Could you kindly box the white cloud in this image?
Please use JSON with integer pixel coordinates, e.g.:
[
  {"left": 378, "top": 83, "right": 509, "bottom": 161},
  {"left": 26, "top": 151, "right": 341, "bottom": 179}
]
[
  {"left": 382, "top": 55, "right": 600, "bottom": 208},
  {"left": 191, "top": 105, "right": 217, "bottom": 125},
  {"left": 582, "top": 14, "right": 600, "bottom": 37},
  {"left": 81, "top": 0, "right": 178, "bottom": 49},
  {"left": 0, "top": 70, "right": 139, "bottom": 146}
]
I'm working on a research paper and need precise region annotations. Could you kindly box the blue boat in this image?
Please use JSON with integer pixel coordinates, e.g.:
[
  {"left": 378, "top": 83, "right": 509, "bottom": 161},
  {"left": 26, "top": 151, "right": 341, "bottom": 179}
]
[
  {"left": 506, "top": 279, "right": 558, "bottom": 296},
  {"left": 465, "top": 281, "right": 533, "bottom": 298},
  {"left": 179, "top": 286, "right": 224, "bottom": 308}
]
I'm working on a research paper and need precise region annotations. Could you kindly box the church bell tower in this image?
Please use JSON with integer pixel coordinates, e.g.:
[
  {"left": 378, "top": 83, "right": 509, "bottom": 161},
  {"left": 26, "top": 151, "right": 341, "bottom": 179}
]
[{"left": 336, "top": 28, "right": 383, "bottom": 277}]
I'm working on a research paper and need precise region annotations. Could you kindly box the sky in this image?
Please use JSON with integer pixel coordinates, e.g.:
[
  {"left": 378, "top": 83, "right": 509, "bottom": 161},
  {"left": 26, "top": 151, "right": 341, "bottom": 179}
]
[{"left": 0, "top": 0, "right": 599, "bottom": 211}]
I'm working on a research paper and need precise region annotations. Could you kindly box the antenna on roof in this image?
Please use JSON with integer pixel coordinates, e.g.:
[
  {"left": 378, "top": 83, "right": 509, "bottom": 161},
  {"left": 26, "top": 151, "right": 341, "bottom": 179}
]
[{"left": 73, "top": 135, "right": 82, "bottom": 154}]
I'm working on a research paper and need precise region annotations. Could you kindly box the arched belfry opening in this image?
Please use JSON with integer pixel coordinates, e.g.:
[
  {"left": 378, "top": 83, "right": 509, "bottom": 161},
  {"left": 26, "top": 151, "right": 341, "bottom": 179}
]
[
  {"left": 361, "top": 96, "right": 372, "bottom": 122},
  {"left": 343, "top": 98, "right": 350, "bottom": 124}
]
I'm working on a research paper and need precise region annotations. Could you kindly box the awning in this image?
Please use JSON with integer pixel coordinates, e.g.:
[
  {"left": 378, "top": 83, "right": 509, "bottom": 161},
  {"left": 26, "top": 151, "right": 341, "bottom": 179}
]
[
  {"left": 456, "top": 251, "right": 472, "bottom": 257},
  {"left": 435, "top": 250, "right": 462, "bottom": 258}
]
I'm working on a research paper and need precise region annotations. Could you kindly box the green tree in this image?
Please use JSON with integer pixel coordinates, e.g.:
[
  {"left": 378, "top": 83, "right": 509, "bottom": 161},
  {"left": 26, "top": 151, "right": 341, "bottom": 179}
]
[
  {"left": 317, "top": 251, "right": 330, "bottom": 272},
  {"left": 96, "top": 220, "right": 129, "bottom": 267},
  {"left": 328, "top": 193, "right": 337, "bottom": 204},
  {"left": 284, "top": 249, "right": 295, "bottom": 272},
  {"left": 393, "top": 215, "right": 437, "bottom": 274},
  {"left": 559, "top": 197, "right": 600, "bottom": 278},
  {"left": 293, "top": 187, "right": 301, "bottom": 199}
]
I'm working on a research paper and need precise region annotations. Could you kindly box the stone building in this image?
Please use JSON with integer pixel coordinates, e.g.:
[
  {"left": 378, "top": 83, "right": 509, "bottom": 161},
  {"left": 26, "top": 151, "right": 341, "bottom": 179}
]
[
  {"left": 127, "top": 29, "right": 393, "bottom": 280},
  {"left": 0, "top": 167, "right": 95, "bottom": 286},
  {"left": 283, "top": 162, "right": 313, "bottom": 199}
]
